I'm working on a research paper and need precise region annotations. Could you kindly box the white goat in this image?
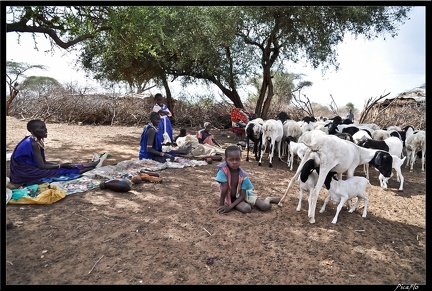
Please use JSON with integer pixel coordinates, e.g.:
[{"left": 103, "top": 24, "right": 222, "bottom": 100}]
[
  {"left": 279, "top": 134, "right": 393, "bottom": 224},
  {"left": 286, "top": 138, "right": 308, "bottom": 171},
  {"left": 296, "top": 159, "right": 319, "bottom": 212},
  {"left": 313, "top": 121, "right": 329, "bottom": 135},
  {"left": 298, "top": 119, "right": 315, "bottom": 134},
  {"left": 282, "top": 119, "right": 303, "bottom": 157},
  {"left": 297, "top": 129, "right": 326, "bottom": 145},
  {"left": 6, "top": 177, "right": 12, "bottom": 204},
  {"left": 378, "top": 155, "right": 406, "bottom": 191},
  {"left": 372, "top": 129, "right": 391, "bottom": 141},
  {"left": 405, "top": 131, "right": 426, "bottom": 172},
  {"left": 283, "top": 119, "right": 303, "bottom": 141},
  {"left": 319, "top": 172, "right": 370, "bottom": 224},
  {"left": 259, "top": 119, "right": 284, "bottom": 167},
  {"left": 387, "top": 125, "right": 402, "bottom": 131}
]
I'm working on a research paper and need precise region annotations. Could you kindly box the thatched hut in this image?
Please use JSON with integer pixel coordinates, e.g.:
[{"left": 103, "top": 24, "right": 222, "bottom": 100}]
[{"left": 362, "top": 87, "right": 426, "bottom": 130}]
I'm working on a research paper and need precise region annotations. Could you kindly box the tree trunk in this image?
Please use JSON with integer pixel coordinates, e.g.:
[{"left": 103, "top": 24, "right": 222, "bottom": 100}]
[
  {"left": 6, "top": 89, "right": 19, "bottom": 116},
  {"left": 261, "top": 73, "right": 274, "bottom": 120},
  {"left": 255, "top": 64, "right": 275, "bottom": 120},
  {"left": 207, "top": 75, "right": 244, "bottom": 109},
  {"left": 161, "top": 76, "right": 174, "bottom": 117}
]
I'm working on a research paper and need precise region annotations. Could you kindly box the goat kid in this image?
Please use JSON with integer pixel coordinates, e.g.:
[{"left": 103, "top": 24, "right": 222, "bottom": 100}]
[
  {"left": 279, "top": 134, "right": 392, "bottom": 224},
  {"left": 286, "top": 137, "right": 308, "bottom": 171},
  {"left": 282, "top": 119, "right": 302, "bottom": 157},
  {"left": 319, "top": 172, "right": 370, "bottom": 224}
]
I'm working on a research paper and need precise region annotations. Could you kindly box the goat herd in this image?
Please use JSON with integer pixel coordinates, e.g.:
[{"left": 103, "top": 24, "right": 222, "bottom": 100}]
[{"left": 244, "top": 112, "right": 426, "bottom": 224}]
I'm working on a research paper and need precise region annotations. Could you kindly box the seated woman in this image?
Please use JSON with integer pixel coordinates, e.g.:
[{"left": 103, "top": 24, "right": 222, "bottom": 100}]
[
  {"left": 174, "top": 128, "right": 187, "bottom": 144},
  {"left": 196, "top": 122, "right": 221, "bottom": 147},
  {"left": 9, "top": 119, "right": 108, "bottom": 185},
  {"left": 139, "top": 112, "right": 189, "bottom": 163}
]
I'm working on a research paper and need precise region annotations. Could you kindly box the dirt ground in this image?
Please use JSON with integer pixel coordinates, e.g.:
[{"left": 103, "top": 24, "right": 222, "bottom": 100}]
[{"left": 4, "top": 116, "right": 426, "bottom": 285}]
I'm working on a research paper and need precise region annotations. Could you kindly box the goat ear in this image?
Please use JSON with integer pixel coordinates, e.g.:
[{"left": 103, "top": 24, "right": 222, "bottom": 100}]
[
  {"left": 374, "top": 151, "right": 382, "bottom": 165},
  {"left": 300, "top": 159, "right": 315, "bottom": 183}
]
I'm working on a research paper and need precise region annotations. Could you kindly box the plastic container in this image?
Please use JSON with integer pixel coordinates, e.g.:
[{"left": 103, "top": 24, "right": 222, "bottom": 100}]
[{"left": 99, "top": 179, "right": 131, "bottom": 192}]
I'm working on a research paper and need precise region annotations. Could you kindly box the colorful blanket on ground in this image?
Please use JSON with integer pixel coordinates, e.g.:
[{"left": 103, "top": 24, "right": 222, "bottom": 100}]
[{"left": 51, "top": 158, "right": 208, "bottom": 196}]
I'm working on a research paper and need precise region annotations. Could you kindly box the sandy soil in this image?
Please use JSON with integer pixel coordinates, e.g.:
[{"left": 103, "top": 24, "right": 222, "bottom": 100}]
[{"left": 4, "top": 116, "right": 426, "bottom": 285}]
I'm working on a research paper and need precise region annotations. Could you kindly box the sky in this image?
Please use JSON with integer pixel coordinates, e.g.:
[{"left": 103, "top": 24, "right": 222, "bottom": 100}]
[{"left": 6, "top": 6, "right": 426, "bottom": 112}]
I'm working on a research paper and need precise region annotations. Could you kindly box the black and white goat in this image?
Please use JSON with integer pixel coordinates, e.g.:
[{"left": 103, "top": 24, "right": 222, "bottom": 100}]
[
  {"left": 357, "top": 136, "right": 404, "bottom": 179},
  {"left": 357, "top": 136, "right": 404, "bottom": 157},
  {"left": 245, "top": 118, "right": 264, "bottom": 162},
  {"left": 296, "top": 159, "right": 319, "bottom": 212},
  {"left": 278, "top": 134, "right": 393, "bottom": 224},
  {"left": 378, "top": 155, "right": 406, "bottom": 191}
]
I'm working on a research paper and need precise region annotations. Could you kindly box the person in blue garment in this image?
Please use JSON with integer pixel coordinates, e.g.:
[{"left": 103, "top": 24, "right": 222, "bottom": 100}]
[
  {"left": 9, "top": 119, "right": 107, "bottom": 185},
  {"left": 153, "top": 93, "right": 173, "bottom": 148},
  {"left": 139, "top": 112, "right": 177, "bottom": 163}
]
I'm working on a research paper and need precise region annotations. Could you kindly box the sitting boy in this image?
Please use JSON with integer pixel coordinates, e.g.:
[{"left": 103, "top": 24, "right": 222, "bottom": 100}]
[{"left": 215, "top": 145, "right": 280, "bottom": 214}]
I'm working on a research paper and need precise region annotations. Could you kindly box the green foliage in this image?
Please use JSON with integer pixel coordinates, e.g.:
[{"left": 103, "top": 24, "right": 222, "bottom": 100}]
[
  {"left": 6, "top": 6, "right": 114, "bottom": 49},
  {"left": 345, "top": 102, "right": 355, "bottom": 111},
  {"left": 7, "top": 6, "right": 412, "bottom": 118},
  {"left": 6, "top": 61, "right": 46, "bottom": 77},
  {"left": 21, "top": 76, "right": 63, "bottom": 97}
]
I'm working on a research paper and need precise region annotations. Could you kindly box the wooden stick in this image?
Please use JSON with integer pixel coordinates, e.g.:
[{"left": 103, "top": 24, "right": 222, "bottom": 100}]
[
  {"left": 203, "top": 227, "right": 212, "bottom": 236},
  {"left": 88, "top": 255, "right": 104, "bottom": 274}
]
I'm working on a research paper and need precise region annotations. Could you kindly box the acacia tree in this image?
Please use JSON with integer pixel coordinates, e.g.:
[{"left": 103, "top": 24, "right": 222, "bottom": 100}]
[
  {"left": 120, "top": 6, "right": 411, "bottom": 118},
  {"left": 7, "top": 6, "right": 412, "bottom": 119},
  {"left": 6, "top": 6, "right": 113, "bottom": 49},
  {"left": 5, "top": 61, "right": 47, "bottom": 115},
  {"left": 112, "top": 6, "right": 252, "bottom": 110},
  {"left": 236, "top": 6, "right": 412, "bottom": 118},
  {"left": 21, "top": 76, "right": 62, "bottom": 98},
  {"left": 77, "top": 6, "right": 253, "bottom": 113}
]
